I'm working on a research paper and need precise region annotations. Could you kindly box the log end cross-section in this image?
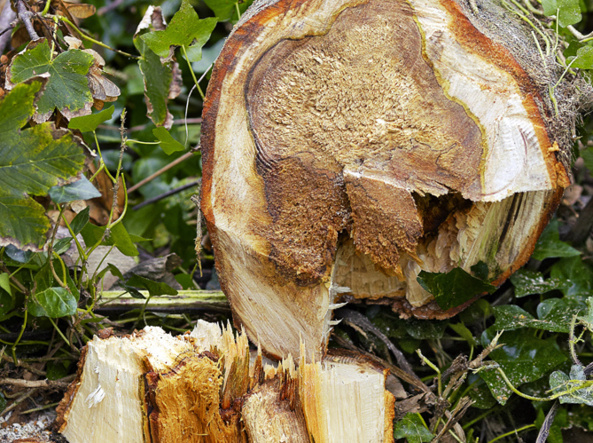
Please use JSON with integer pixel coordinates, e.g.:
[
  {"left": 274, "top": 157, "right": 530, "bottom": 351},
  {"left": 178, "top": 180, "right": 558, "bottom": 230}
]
[{"left": 202, "top": 0, "right": 588, "bottom": 359}]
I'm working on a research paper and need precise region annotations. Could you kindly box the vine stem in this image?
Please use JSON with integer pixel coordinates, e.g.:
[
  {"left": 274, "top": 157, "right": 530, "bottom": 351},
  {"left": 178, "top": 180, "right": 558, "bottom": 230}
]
[{"left": 181, "top": 44, "right": 204, "bottom": 99}]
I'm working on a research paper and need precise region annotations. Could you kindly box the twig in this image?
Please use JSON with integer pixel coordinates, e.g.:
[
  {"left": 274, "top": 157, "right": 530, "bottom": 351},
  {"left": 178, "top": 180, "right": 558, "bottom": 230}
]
[
  {"left": 97, "top": 0, "right": 125, "bottom": 16},
  {"left": 536, "top": 401, "right": 559, "bottom": 443},
  {"left": 127, "top": 150, "right": 196, "bottom": 193},
  {"left": 15, "top": 0, "right": 39, "bottom": 41},
  {"left": 1, "top": 353, "right": 45, "bottom": 377},
  {"left": 96, "top": 289, "right": 229, "bottom": 313},
  {"left": 0, "top": 0, "right": 17, "bottom": 54},
  {"left": 132, "top": 179, "right": 200, "bottom": 210},
  {"left": 0, "top": 375, "right": 74, "bottom": 390}
]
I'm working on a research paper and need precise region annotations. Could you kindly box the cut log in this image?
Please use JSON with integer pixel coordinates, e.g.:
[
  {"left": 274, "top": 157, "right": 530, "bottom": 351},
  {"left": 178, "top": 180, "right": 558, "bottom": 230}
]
[
  {"left": 201, "top": 0, "right": 588, "bottom": 359},
  {"left": 56, "top": 323, "right": 394, "bottom": 443}
]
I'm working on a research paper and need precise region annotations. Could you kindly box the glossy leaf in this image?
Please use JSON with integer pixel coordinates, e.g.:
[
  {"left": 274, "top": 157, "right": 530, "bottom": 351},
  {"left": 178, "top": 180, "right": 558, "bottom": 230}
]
[
  {"left": 393, "top": 413, "right": 434, "bottom": 443},
  {"left": 0, "top": 82, "right": 85, "bottom": 250},
  {"left": 532, "top": 220, "right": 580, "bottom": 261},
  {"left": 68, "top": 106, "right": 115, "bottom": 132},
  {"left": 549, "top": 365, "right": 593, "bottom": 405},
  {"left": 417, "top": 268, "right": 495, "bottom": 311},
  {"left": 49, "top": 176, "right": 101, "bottom": 203},
  {"left": 491, "top": 300, "right": 582, "bottom": 333},
  {"left": 29, "top": 287, "right": 77, "bottom": 318},
  {"left": 480, "top": 330, "right": 567, "bottom": 404},
  {"left": 510, "top": 269, "right": 562, "bottom": 298},
  {"left": 9, "top": 40, "right": 94, "bottom": 117},
  {"left": 550, "top": 256, "right": 593, "bottom": 298},
  {"left": 153, "top": 127, "right": 185, "bottom": 154},
  {"left": 70, "top": 206, "right": 90, "bottom": 235}
]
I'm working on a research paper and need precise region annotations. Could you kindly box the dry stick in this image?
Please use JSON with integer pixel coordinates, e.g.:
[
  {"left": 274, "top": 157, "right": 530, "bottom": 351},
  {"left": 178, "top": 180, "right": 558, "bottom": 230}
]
[
  {"left": 127, "top": 150, "right": 196, "bottom": 194},
  {"left": 0, "top": 0, "right": 16, "bottom": 54},
  {"left": 536, "top": 401, "right": 559, "bottom": 443},
  {"left": 0, "top": 375, "right": 74, "bottom": 390},
  {"left": 131, "top": 179, "right": 200, "bottom": 210},
  {"left": 15, "top": 0, "right": 39, "bottom": 41},
  {"left": 97, "top": 0, "right": 125, "bottom": 16}
]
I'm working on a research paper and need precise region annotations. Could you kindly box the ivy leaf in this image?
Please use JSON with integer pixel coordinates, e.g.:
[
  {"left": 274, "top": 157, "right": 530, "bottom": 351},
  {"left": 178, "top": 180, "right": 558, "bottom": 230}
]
[
  {"left": 393, "top": 413, "right": 434, "bottom": 443},
  {"left": 490, "top": 299, "right": 583, "bottom": 333},
  {"left": 577, "top": 297, "right": 593, "bottom": 332},
  {"left": 125, "top": 274, "right": 178, "bottom": 296},
  {"left": 49, "top": 176, "right": 101, "bottom": 203},
  {"left": 8, "top": 40, "right": 94, "bottom": 119},
  {"left": 480, "top": 330, "right": 567, "bottom": 405},
  {"left": 68, "top": 105, "right": 115, "bottom": 133},
  {"left": 0, "top": 82, "right": 86, "bottom": 250},
  {"left": 542, "top": 0, "right": 581, "bottom": 27},
  {"left": 28, "top": 287, "right": 77, "bottom": 318},
  {"left": 549, "top": 365, "right": 593, "bottom": 406},
  {"left": 203, "top": 0, "right": 253, "bottom": 22},
  {"left": 141, "top": 0, "right": 217, "bottom": 62},
  {"left": 510, "top": 269, "right": 562, "bottom": 298},
  {"left": 550, "top": 256, "right": 593, "bottom": 298},
  {"left": 531, "top": 220, "right": 580, "bottom": 261},
  {"left": 153, "top": 127, "right": 185, "bottom": 154},
  {"left": 417, "top": 268, "right": 495, "bottom": 311}
]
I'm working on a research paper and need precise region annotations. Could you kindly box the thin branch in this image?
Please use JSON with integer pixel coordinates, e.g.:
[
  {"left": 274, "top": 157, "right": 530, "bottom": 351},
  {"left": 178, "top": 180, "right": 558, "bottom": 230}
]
[
  {"left": 15, "top": 0, "right": 39, "bottom": 41},
  {"left": 0, "top": 375, "right": 75, "bottom": 390},
  {"left": 132, "top": 179, "right": 200, "bottom": 210},
  {"left": 127, "top": 150, "right": 196, "bottom": 193},
  {"left": 0, "top": 0, "right": 17, "bottom": 54}
]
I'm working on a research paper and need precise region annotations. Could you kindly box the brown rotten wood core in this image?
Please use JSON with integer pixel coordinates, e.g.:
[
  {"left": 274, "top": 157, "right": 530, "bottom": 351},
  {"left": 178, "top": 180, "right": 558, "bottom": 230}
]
[{"left": 202, "top": 0, "right": 584, "bottom": 359}]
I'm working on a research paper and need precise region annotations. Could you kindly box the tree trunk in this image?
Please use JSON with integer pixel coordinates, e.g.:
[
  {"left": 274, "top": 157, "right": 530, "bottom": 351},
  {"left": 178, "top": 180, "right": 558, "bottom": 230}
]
[
  {"left": 201, "top": 0, "right": 586, "bottom": 360},
  {"left": 56, "top": 323, "right": 395, "bottom": 443}
]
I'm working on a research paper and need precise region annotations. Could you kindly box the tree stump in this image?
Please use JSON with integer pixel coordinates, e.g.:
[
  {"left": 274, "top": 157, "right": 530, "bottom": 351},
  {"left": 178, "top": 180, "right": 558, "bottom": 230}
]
[{"left": 201, "top": 0, "right": 586, "bottom": 360}]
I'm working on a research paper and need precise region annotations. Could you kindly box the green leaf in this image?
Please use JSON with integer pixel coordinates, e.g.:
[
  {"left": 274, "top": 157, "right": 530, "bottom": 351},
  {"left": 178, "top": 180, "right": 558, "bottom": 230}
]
[
  {"left": 531, "top": 220, "right": 580, "bottom": 261},
  {"left": 203, "top": 0, "right": 253, "bottom": 22},
  {"left": 53, "top": 237, "right": 73, "bottom": 255},
  {"left": 393, "top": 413, "right": 434, "bottom": 443},
  {"left": 81, "top": 222, "right": 139, "bottom": 256},
  {"left": 549, "top": 365, "right": 593, "bottom": 406},
  {"left": 136, "top": 39, "right": 173, "bottom": 127},
  {"left": 577, "top": 297, "right": 593, "bottom": 332},
  {"left": 141, "top": 0, "right": 217, "bottom": 62},
  {"left": 9, "top": 40, "right": 94, "bottom": 116},
  {"left": 449, "top": 322, "right": 477, "bottom": 346},
  {"left": 29, "top": 287, "right": 77, "bottom": 318},
  {"left": 46, "top": 360, "right": 71, "bottom": 380},
  {"left": 0, "top": 273, "right": 12, "bottom": 297},
  {"left": 49, "top": 176, "right": 101, "bottom": 203},
  {"left": 70, "top": 206, "right": 90, "bottom": 235},
  {"left": 490, "top": 300, "right": 582, "bottom": 333},
  {"left": 153, "top": 127, "right": 185, "bottom": 154},
  {"left": 68, "top": 106, "right": 115, "bottom": 132},
  {"left": 417, "top": 268, "right": 495, "bottom": 311},
  {"left": 3, "top": 245, "right": 33, "bottom": 264},
  {"left": 542, "top": 0, "right": 581, "bottom": 27},
  {"left": 571, "top": 45, "right": 593, "bottom": 69},
  {"left": 550, "top": 256, "right": 593, "bottom": 298},
  {"left": 479, "top": 330, "right": 567, "bottom": 404},
  {"left": 125, "top": 273, "right": 178, "bottom": 296},
  {"left": 0, "top": 82, "right": 86, "bottom": 250},
  {"left": 510, "top": 269, "right": 562, "bottom": 298}
]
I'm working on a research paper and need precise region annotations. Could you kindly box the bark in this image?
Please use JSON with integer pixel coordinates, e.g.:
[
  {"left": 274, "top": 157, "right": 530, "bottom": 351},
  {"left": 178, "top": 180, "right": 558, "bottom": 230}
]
[
  {"left": 56, "top": 323, "right": 394, "bottom": 443},
  {"left": 201, "top": 0, "right": 589, "bottom": 360}
]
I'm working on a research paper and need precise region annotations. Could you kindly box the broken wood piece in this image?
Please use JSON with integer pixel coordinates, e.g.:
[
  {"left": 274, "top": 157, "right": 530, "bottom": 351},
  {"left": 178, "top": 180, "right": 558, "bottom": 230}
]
[
  {"left": 201, "top": 0, "right": 590, "bottom": 360},
  {"left": 56, "top": 322, "right": 395, "bottom": 442}
]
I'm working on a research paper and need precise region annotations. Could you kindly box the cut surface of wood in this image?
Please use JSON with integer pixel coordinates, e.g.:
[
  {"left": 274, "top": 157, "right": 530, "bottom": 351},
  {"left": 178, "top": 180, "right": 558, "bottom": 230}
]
[
  {"left": 56, "top": 323, "right": 394, "bottom": 443},
  {"left": 202, "top": 0, "right": 586, "bottom": 359}
]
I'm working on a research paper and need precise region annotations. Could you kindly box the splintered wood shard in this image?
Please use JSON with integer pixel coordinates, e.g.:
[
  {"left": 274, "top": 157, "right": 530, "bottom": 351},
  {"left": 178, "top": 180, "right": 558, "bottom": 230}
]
[
  {"left": 202, "top": 0, "right": 584, "bottom": 359},
  {"left": 56, "top": 324, "right": 394, "bottom": 443}
]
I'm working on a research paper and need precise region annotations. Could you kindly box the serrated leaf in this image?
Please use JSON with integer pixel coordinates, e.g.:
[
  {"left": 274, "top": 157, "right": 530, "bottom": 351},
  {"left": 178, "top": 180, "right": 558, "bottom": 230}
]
[
  {"left": 532, "top": 219, "right": 580, "bottom": 261},
  {"left": 141, "top": 0, "right": 217, "bottom": 62},
  {"left": 29, "top": 287, "right": 77, "bottom": 318},
  {"left": 203, "top": 0, "right": 253, "bottom": 22},
  {"left": 479, "top": 330, "right": 567, "bottom": 405},
  {"left": 417, "top": 267, "right": 495, "bottom": 311},
  {"left": 70, "top": 206, "right": 90, "bottom": 235},
  {"left": 9, "top": 40, "right": 94, "bottom": 117},
  {"left": 549, "top": 365, "right": 593, "bottom": 405},
  {"left": 153, "top": 127, "right": 185, "bottom": 154},
  {"left": 550, "top": 256, "right": 593, "bottom": 298},
  {"left": 0, "top": 83, "right": 85, "bottom": 250},
  {"left": 393, "top": 413, "right": 434, "bottom": 443},
  {"left": 542, "top": 0, "right": 581, "bottom": 27},
  {"left": 136, "top": 39, "right": 174, "bottom": 128},
  {"left": 49, "top": 176, "right": 101, "bottom": 203},
  {"left": 510, "top": 269, "right": 562, "bottom": 298},
  {"left": 125, "top": 273, "right": 178, "bottom": 296},
  {"left": 68, "top": 105, "right": 115, "bottom": 132}
]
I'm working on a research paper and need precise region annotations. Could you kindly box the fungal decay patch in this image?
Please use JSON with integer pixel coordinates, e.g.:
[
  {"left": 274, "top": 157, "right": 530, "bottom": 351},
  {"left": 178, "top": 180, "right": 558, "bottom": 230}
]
[{"left": 245, "top": 0, "right": 485, "bottom": 283}]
